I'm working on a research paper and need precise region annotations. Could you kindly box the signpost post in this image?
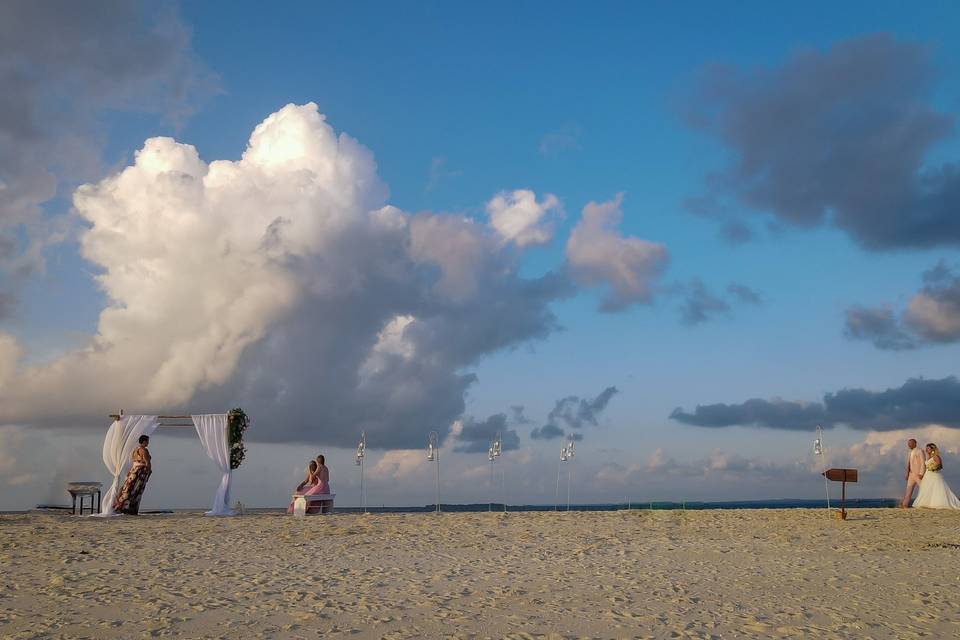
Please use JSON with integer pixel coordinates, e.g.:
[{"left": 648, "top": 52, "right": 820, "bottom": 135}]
[{"left": 822, "top": 468, "right": 858, "bottom": 520}]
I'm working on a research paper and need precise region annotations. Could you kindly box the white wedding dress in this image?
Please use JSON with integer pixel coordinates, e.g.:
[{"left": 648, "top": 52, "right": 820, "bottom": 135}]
[{"left": 913, "top": 459, "right": 960, "bottom": 509}]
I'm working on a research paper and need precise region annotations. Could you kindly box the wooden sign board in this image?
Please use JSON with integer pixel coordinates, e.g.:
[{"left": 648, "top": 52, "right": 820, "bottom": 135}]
[{"left": 823, "top": 468, "right": 858, "bottom": 483}]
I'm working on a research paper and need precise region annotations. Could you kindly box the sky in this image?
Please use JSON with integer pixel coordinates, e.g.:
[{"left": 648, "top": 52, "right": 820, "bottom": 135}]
[{"left": 2, "top": 1, "right": 960, "bottom": 510}]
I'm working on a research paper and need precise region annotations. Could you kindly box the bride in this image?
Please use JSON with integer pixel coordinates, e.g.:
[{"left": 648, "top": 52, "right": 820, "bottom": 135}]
[{"left": 912, "top": 443, "right": 960, "bottom": 509}]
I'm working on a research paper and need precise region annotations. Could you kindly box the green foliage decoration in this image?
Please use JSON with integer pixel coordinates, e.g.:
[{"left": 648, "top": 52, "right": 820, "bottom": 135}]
[{"left": 227, "top": 407, "right": 249, "bottom": 470}]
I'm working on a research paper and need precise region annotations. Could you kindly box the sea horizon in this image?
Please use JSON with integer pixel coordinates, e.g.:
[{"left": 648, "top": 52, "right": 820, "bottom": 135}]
[{"left": 19, "top": 496, "right": 900, "bottom": 515}]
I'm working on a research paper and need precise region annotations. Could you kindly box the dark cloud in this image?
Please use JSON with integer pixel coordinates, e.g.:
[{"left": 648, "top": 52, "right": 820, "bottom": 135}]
[
  {"left": 726, "top": 284, "right": 763, "bottom": 306},
  {"left": 454, "top": 413, "right": 521, "bottom": 454},
  {"left": 510, "top": 405, "right": 531, "bottom": 424},
  {"left": 670, "top": 398, "right": 826, "bottom": 431},
  {"left": 844, "top": 305, "right": 917, "bottom": 351},
  {"left": 719, "top": 221, "right": 754, "bottom": 245},
  {"left": 0, "top": 1, "right": 215, "bottom": 279},
  {"left": 529, "top": 423, "right": 565, "bottom": 440},
  {"left": 531, "top": 386, "right": 619, "bottom": 440},
  {"left": 676, "top": 281, "right": 763, "bottom": 325},
  {"left": 824, "top": 376, "right": 960, "bottom": 430},
  {"left": 671, "top": 376, "right": 960, "bottom": 431},
  {"left": 684, "top": 34, "right": 960, "bottom": 250},
  {"left": 0, "top": 291, "right": 16, "bottom": 320},
  {"left": 845, "top": 261, "right": 960, "bottom": 350},
  {"left": 679, "top": 281, "right": 730, "bottom": 325}
]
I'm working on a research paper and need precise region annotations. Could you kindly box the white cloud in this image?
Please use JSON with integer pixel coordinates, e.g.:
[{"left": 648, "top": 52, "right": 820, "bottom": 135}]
[
  {"left": 1, "top": 104, "right": 376, "bottom": 416},
  {"left": 369, "top": 449, "right": 426, "bottom": 481},
  {"left": 360, "top": 315, "right": 417, "bottom": 380},
  {"left": 486, "top": 189, "right": 561, "bottom": 248},
  {"left": 845, "top": 425, "right": 960, "bottom": 469},
  {"left": 565, "top": 193, "right": 669, "bottom": 311}
]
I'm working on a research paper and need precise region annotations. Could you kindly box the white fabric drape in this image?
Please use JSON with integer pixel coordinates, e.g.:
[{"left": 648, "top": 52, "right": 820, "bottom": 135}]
[
  {"left": 97, "top": 415, "right": 159, "bottom": 517},
  {"left": 192, "top": 414, "right": 234, "bottom": 516}
]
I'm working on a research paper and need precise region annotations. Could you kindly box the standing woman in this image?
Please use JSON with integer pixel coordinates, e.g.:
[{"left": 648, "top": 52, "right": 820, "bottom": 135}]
[
  {"left": 913, "top": 443, "right": 960, "bottom": 509},
  {"left": 113, "top": 435, "right": 153, "bottom": 515}
]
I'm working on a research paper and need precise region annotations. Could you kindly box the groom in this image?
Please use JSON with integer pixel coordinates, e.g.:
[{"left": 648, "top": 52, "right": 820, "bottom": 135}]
[{"left": 901, "top": 438, "right": 926, "bottom": 508}]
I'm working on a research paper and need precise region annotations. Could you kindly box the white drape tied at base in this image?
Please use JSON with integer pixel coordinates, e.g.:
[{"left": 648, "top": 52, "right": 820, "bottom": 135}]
[
  {"left": 192, "top": 414, "right": 233, "bottom": 516},
  {"left": 96, "top": 415, "right": 159, "bottom": 517}
]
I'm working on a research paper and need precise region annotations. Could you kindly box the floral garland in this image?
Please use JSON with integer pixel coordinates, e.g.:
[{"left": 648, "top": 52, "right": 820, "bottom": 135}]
[{"left": 227, "top": 407, "right": 249, "bottom": 470}]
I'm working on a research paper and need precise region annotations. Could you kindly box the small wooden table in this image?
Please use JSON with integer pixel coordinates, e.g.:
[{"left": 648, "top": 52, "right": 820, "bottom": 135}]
[{"left": 67, "top": 482, "right": 103, "bottom": 515}]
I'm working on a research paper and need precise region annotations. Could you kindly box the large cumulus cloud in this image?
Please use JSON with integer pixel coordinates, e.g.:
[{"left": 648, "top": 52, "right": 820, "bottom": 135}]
[
  {"left": 685, "top": 34, "right": 960, "bottom": 250},
  {"left": 671, "top": 375, "right": 960, "bottom": 431},
  {"left": 0, "top": 103, "right": 667, "bottom": 449}
]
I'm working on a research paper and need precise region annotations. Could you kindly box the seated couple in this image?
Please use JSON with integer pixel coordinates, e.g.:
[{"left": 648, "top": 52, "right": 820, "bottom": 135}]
[{"left": 287, "top": 454, "right": 332, "bottom": 514}]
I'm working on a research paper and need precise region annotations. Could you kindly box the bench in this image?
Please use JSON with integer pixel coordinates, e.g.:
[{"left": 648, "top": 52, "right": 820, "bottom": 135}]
[{"left": 291, "top": 493, "right": 335, "bottom": 516}]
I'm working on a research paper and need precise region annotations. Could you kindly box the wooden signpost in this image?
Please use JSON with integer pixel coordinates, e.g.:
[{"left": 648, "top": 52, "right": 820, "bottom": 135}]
[{"left": 822, "top": 468, "right": 858, "bottom": 520}]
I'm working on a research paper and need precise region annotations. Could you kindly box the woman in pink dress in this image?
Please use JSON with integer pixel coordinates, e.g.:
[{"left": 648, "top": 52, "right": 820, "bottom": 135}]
[
  {"left": 287, "top": 460, "right": 318, "bottom": 513},
  {"left": 302, "top": 454, "right": 331, "bottom": 513}
]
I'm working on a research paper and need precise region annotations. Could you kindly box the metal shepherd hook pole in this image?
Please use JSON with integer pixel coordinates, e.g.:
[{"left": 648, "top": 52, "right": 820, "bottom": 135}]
[
  {"left": 355, "top": 432, "right": 366, "bottom": 513},
  {"left": 556, "top": 443, "right": 568, "bottom": 510},
  {"left": 488, "top": 431, "right": 501, "bottom": 512},
  {"left": 814, "top": 424, "right": 830, "bottom": 511},
  {"left": 427, "top": 431, "right": 440, "bottom": 513}
]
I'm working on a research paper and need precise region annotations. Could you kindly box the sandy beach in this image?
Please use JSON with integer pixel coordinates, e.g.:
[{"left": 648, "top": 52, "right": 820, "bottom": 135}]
[{"left": 1, "top": 508, "right": 959, "bottom": 639}]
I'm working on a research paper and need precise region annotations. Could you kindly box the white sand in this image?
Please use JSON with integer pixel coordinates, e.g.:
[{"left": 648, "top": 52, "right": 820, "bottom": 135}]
[{"left": 2, "top": 509, "right": 959, "bottom": 639}]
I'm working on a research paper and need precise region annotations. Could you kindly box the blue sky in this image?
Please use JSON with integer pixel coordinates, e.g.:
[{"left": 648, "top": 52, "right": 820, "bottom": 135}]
[
  {"left": 161, "top": 1, "right": 960, "bottom": 430},
  {"left": 2, "top": 1, "right": 960, "bottom": 508}
]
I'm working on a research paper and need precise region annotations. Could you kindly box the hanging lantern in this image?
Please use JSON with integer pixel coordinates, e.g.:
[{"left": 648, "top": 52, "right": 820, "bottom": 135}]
[{"left": 356, "top": 432, "right": 365, "bottom": 466}]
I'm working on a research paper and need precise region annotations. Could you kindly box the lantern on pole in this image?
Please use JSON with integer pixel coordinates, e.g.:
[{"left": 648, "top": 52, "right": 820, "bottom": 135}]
[
  {"left": 565, "top": 435, "right": 575, "bottom": 511},
  {"left": 555, "top": 435, "right": 575, "bottom": 511},
  {"left": 814, "top": 424, "right": 830, "bottom": 511},
  {"left": 427, "top": 431, "right": 440, "bottom": 513},
  {"left": 355, "top": 432, "right": 366, "bottom": 513},
  {"left": 488, "top": 431, "right": 502, "bottom": 512}
]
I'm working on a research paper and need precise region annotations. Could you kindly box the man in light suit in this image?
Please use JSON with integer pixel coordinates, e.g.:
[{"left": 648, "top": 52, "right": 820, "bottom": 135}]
[{"left": 901, "top": 438, "right": 926, "bottom": 508}]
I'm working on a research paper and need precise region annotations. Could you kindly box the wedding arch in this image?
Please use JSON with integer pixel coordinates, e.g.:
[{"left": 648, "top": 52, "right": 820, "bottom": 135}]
[{"left": 97, "top": 409, "right": 249, "bottom": 517}]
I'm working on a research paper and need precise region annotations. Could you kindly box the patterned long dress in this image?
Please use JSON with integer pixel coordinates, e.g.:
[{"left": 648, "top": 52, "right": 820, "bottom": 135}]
[{"left": 113, "top": 446, "right": 152, "bottom": 515}]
